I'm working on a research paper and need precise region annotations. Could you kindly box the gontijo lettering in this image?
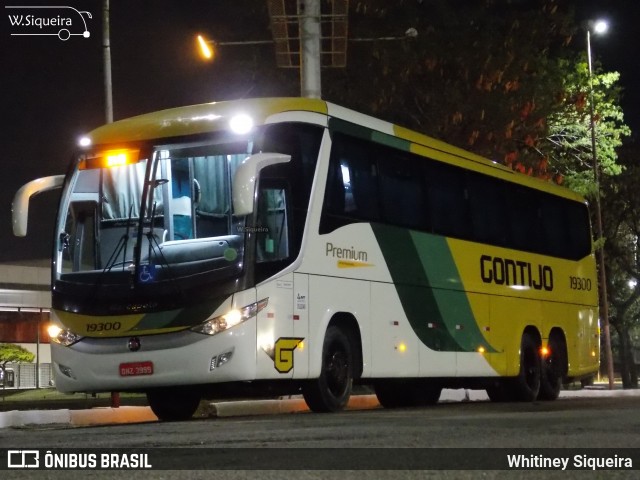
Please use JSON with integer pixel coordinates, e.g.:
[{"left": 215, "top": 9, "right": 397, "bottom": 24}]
[{"left": 480, "top": 254, "right": 554, "bottom": 291}]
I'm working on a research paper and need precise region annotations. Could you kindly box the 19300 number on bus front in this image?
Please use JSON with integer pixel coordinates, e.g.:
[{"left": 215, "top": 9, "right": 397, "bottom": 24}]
[{"left": 86, "top": 322, "right": 122, "bottom": 333}]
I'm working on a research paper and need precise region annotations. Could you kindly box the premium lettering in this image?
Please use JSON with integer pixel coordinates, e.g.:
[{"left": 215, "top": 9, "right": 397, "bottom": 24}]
[{"left": 325, "top": 242, "right": 368, "bottom": 262}]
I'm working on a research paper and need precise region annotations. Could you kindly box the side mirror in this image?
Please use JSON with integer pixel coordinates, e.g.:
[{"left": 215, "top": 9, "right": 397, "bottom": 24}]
[
  {"left": 12, "top": 175, "right": 65, "bottom": 236},
  {"left": 232, "top": 153, "right": 291, "bottom": 216}
]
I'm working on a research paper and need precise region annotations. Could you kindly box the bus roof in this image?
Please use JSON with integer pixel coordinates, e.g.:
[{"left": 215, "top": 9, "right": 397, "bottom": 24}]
[{"left": 85, "top": 97, "right": 585, "bottom": 203}]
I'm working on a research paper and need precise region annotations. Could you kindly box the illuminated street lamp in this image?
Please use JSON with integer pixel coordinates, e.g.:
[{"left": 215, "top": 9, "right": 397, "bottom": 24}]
[
  {"left": 196, "top": 34, "right": 274, "bottom": 61},
  {"left": 586, "top": 19, "right": 614, "bottom": 389},
  {"left": 196, "top": 26, "right": 417, "bottom": 98}
]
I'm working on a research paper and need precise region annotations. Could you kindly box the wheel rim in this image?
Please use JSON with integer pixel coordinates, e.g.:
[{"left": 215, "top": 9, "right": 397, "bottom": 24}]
[{"left": 325, "top": 347, "right": 349, "bottom": 397}]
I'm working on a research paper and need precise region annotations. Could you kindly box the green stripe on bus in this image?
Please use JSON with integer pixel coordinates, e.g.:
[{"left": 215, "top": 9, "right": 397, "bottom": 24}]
[
  {"left": 372, "top": 224, "right": 495, "bottom": 353},
  {"left": 329, "top": 118, "right": 411, "bottom": 152},
  {"left": 410, "top": 231, "right": 496, "bottom": 353},
  {"left": 371, "top": 131, "right": 411, "bottom": 151},
  {"left": 372, "top": 224, "right": 462, "bottom": 352}
]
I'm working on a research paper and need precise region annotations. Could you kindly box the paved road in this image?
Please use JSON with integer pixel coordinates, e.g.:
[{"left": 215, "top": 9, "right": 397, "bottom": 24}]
[{"left": 2, "top": 394, "right": 640, "bottom": 478}]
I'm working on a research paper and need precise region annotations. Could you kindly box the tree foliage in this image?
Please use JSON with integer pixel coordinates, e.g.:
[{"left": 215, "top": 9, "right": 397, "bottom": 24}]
[
  {"left": 601, "top": 144, "right": 640, "bottom": 388},
  {"left": 324, "top": 0, "right": 576, "bottom": 171},
  {"left": 543, "top": 58, "right": 630, "bottom": 195},
  {"left": 0, "top": 343, "right": 34, "bottom": 369}
]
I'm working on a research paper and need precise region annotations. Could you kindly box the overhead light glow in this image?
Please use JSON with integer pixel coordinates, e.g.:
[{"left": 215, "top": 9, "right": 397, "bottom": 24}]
[
  {"left": 197, "top": 35, "right": 214, "bottom": 60},
  {"left": 79, "top": 149, "right": 141, "bottom": 170},
  {"left": 78, "top": 136, "right": 91, "bottom": 147},
  {"left": 229, "top": 114, "right": 254, "bottom": 134},
  {"left": 594, "top": 20, "right": 608, "bottom": 35}
]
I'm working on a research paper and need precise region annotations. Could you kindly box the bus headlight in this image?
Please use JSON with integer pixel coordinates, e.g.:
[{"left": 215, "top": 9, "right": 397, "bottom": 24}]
[
  {"left": 192, "top": 298, "right": 268, "bottom": 336},
  {"left": 48, "top": 324, "right": 83, "bottom": 347}
]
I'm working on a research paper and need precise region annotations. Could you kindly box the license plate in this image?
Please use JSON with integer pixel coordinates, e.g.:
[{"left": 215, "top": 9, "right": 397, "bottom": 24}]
[{"left": 119, "top": 361, "right": 153, "bottom": 377}]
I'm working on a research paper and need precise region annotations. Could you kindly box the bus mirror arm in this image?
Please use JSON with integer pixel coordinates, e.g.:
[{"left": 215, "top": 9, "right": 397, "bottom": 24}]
[
  {"left": 12, "top": 175, "right": 65, "bottom": 237},
  {"left": 232, "top": 153, "right": 291, "bottom": 216}
]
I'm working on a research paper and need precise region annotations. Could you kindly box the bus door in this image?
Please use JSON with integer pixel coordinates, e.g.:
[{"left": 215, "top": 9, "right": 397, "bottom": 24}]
[{"left": 254, "top": 182, "right": 302, "bottom": 379}]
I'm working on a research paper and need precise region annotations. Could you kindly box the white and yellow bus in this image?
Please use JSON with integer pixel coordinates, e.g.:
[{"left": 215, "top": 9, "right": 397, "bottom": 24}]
[{"left": 13, "top": 98, "right": 599, "bottom": 420}]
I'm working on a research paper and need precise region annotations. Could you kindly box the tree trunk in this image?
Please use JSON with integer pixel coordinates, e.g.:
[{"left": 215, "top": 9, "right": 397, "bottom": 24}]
[{"left": 616, "top": 324, "right": 637, "bottom": 389}]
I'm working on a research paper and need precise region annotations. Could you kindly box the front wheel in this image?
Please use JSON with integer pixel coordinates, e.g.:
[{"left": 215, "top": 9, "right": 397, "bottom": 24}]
[
  {"left": 303, "top": 326, "right": 353, "bottom": 413},
  {"left": 147, "top": 388, "right": 201, "bottom": 421}
]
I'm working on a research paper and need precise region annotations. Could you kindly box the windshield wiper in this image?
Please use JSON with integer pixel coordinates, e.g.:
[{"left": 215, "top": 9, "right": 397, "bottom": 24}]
[{"left": 101, "top": 203, "right": 135, "bottom": 272}]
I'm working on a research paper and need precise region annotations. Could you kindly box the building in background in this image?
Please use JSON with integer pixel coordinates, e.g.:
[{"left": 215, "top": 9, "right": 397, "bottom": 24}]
[{"left": 0, "top": 260, "right": 51, "bottom": 388}]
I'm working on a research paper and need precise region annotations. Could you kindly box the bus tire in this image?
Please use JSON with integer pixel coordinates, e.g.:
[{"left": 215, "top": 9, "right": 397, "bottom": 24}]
[
  {"left": 303, "top": 326, "right": 353, "bottom": 413},
  {"left": 538, "top": 336, "right": 566, "bottom": 401},
  {"left": 147, "top": 388, "right": 200, "bottom": 421},
  {"left": 512, "top": 332, "right": 541, "bottom": 401}
]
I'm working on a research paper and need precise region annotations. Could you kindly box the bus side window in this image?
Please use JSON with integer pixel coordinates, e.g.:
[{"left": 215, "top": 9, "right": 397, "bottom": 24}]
[
  {"left": 171, "top": 159, "right": 193, "bottom": 240},
  {"left": 425, "top": 162, "right": 470, "bottom": 238},
  {"left": 256, "top": 186, "right": 290, "bottom": 262}
]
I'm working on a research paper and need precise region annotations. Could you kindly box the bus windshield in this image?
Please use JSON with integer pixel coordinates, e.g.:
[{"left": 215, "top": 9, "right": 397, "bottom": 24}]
[{"left": 57, "top": 138, "right": 250, "bottom": 285}]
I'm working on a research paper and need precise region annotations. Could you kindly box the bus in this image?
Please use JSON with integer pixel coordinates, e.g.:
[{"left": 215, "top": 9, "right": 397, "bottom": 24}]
[{"left": 12, "top": 98, "right": 599, "bottom": 420}]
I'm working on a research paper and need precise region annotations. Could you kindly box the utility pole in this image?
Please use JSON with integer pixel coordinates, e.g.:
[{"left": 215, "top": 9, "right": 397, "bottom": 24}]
[
  {"left": 104, "top": 0, "right": 119, "bottom": 406},
  {"left": 586, "top": 24, "right": 615, "bottom": 389},
  {"left": 298, "top": 0, "right": 321, "bottom": 98},
  {"left": 103, "top": 0, "right": 113, "bottom": 123}
]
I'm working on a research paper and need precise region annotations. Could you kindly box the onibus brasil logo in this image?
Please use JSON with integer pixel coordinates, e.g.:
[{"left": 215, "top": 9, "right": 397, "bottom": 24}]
[{"left": 6, "top": 5, "right": 92, "bottom": 41}]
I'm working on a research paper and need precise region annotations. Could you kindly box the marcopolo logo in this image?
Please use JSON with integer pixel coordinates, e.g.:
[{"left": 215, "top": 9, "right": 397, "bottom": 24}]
[{"left": 5, "top": 5, "right": 92, "bottom": 41}]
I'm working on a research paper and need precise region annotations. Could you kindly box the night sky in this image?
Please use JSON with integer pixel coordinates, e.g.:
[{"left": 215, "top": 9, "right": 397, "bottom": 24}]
[{"left": 1, "top": 0, "right": 638, "bottom": 262}]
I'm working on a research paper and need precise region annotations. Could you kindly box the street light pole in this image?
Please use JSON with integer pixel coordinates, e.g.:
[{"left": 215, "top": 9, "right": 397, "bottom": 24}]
[
  {"left": 298, "top": 0, "right": 322, "bottom": 99},
  {"left": 586, "top": 22, "right": 615, "bottom": 390},
  {"left": 103, "top": 0, "right": 113, "bottom": 123}
]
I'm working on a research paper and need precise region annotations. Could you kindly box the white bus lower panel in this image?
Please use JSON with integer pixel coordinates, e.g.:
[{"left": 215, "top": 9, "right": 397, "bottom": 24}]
[{"left": 50, "top": 319, "right": 257, "bottom": 393}]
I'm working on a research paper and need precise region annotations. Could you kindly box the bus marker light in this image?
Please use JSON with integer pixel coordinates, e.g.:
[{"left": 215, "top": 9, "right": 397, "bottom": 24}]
[
  {"left": 477, "top": 346, "right": 486, "bottom": 354},
  {"left": 229, "top": 114, "right": 253, "bottom": 134},
  {"left": 397, "top": 343, "right": 407, "bottom": 352},
  {"left": 541, "top": 346, "right": 550, "bottom": 357},
  {"left": 79, "top": 149, "right": 141, "bottom": 170}
]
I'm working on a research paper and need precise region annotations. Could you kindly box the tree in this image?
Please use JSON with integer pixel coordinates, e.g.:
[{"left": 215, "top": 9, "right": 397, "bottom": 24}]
[
  {"left": 324, "top": 0, "right": 576, "bottom": 172},
  {"left": 542, "top": 58, "right": 630, "bottom": 194},
  {"left": 600, "top": 143, "right": 640, "bottom": 388},
  {"left": 0, "top": 343, "right": 35, "bottom": 394}
]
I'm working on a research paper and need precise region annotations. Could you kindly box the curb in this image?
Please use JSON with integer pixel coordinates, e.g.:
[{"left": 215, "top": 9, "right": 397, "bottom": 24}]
[{"left": 1, "top": 388, "right": 639, "bottom": 429}]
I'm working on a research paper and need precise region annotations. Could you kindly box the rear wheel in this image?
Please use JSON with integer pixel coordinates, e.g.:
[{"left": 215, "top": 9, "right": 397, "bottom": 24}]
[
  {"left": 303, "top": 326, "right": 353, "bottom": 412},
  {"left": 512, "top": 333, "right": 541, "bottom": 401},
  {"left": 147, "top": 388, "right": 201, "bottom": 421},
  {"left": 486, "top": 333, "right": 541, "bottom": 402},
  {"left": 538, "top": 336, "right": 566, "bottom": 401}
]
